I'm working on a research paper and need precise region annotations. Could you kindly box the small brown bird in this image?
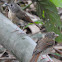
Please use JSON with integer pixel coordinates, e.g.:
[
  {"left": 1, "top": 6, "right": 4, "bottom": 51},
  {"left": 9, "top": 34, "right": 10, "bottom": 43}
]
[
  {"left": 30, "top": 32, "right": 59, "bottom": 62},
  {"left": 6, "top": 3, "right": 37, "bottom": 26}
]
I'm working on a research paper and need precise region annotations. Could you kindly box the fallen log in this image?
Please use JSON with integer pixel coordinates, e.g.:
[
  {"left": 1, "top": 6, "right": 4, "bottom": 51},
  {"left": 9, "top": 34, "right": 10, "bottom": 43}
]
[{"left": 0, "top": 12, "right": 36, "bottom": 62}]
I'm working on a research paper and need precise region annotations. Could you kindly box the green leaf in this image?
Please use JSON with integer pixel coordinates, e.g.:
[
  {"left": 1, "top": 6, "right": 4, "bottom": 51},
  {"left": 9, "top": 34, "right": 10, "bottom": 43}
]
[
  {"left": 24, "top": 23, "right": 33, "bottom": 29},
  {"left": 34, "top": 20, "right": 43, "bottom": 24},
  {"left": 52, "top": 53, "right": 62, "bottom": 57},
  {"left": 50, "top": 0, "right": 62, "bottom": 8},
  {"left": 36, "top": 0, "right": 62, "bottom": 42}
]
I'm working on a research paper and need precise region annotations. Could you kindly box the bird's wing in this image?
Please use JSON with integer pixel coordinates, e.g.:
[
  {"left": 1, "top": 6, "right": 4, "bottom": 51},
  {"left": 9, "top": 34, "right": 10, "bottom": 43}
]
[
  {"left": 33, "top": 39, "right": 55, "bottom": 55},
  {"left": 33, "top": 39, "right": 45, "bottom": 55},
  {"left": 16, "top": 9, "right": 34, "bottom": 23},
  {"left": 16, "top": 10, "right": 25, "bottom": 19}
]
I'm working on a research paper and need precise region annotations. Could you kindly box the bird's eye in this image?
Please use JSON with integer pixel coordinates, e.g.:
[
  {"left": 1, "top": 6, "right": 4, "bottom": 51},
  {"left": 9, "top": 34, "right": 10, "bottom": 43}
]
[
  {"left": 11, "top": 4, "right": 13, "bottom": 6},
  {"left": 53, "top": 32, "right": 55, "bottom": 35}
]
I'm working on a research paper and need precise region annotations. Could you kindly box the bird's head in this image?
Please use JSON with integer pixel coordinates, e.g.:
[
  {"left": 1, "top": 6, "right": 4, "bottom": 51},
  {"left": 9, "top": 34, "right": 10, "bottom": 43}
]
[
  {"left": 4, "top": 3, "right": 20, "bottom": 13},
  {"left": 45, "top": 32, "right": 59, "bottom": 40}
]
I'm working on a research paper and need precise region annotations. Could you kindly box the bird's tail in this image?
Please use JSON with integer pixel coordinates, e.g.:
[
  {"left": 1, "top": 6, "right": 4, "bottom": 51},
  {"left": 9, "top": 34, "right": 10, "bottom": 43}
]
[{"left": 30, "top": 53, "right": 40, "bottom": 62}]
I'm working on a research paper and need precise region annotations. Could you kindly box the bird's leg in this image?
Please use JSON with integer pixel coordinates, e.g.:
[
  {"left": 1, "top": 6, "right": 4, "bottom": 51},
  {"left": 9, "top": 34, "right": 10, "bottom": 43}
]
[
  {"left": 41, "top": 55, "right": 45, "bottom": 60},
  {"left": 15, "top": 25, "right": 21, "bottom": 32},
  {"left": 46, "top": 55, "right": 51, "bottom": 62},
  {"left": 17, "top": 25, "right": 25, "bottom": 34},
  {"left": 46, "top": 55, "right": 54, "bottom": 62},
  {"left": 11, "top": 26, "right": 25, "bottom": 34},
  {"left": 41, "top": 55, "right": 54, "bottom": 62},
  {"left": 11, "top": 27, "right": 19, "bottom": 33},
  {"left": 11, "top": 25, "right": 24, "bottom": 34}
]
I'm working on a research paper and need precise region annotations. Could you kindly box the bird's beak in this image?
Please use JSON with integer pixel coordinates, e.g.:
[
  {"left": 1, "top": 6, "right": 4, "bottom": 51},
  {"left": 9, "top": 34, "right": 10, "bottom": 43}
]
[{"left": 55, "top": 34, "right": 59, "bottom": 37}]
